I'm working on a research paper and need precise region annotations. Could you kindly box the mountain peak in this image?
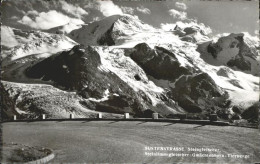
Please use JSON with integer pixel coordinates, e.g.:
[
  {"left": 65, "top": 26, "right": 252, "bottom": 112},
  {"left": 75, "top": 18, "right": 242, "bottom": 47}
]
[
  {"left": 197, "top": 32, "right": 259, "bottom": 75},
  {"left": 69, "top": 14, "right": 154, "bottom": 46},
  {"left": 171, "top": 23, "right": 210, "bottom": 43}
]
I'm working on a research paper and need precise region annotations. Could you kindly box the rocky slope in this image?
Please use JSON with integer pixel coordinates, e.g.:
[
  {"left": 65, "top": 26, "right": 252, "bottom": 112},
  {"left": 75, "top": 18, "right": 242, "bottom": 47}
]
[
  {"left": 197, "top": 33, "right": 260, "bottom": 76},
  {"left": 1, "top": 15, "right": 259, "bottom": 122},
  {"left": 169, "top": 73, "right": 229, "bottom": 116},
  {"left": 1, "top": 26, "right": 77, "bottom": 84},
  {"left": 173, "top": 25, "right": 210, "bottom": 43},
  {"left": 24, "top": 45, "right": 183, "bottom": 117},
  {"left": 0, "top": 82, "right": 17, "bottom": 120},
  {"left": 1, "top": 80, "right": 124, "bottom": 119},
  {"left": 130, "top": 43, "right": 194, "bottom": 81},
  {"left": 1, "top": 26, "right": 77, "bottom": 62}
]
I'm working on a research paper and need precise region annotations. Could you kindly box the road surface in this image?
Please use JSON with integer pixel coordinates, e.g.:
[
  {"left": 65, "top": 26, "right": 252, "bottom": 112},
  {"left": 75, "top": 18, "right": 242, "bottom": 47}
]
[{"left": 2, "top": 121, "right": 260, "bottom": 163}]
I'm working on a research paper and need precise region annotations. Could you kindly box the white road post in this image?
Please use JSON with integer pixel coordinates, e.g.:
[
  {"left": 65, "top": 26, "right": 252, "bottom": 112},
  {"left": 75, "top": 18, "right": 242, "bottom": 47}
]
[
  {"left": 70, "top": 114, "right": 74, "bottom": 119},
  {"left": 98, "top": 113, "right": 102, "bottom": 119},
  {"left": 124, "top": 113, "right": 129, "bottom": 119}
]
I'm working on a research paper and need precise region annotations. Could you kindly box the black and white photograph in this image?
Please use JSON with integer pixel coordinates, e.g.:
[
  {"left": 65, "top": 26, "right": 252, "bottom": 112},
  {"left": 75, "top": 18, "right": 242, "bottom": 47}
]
[{"left": 0, "top": 0, "right": 259, "bottom": 163}]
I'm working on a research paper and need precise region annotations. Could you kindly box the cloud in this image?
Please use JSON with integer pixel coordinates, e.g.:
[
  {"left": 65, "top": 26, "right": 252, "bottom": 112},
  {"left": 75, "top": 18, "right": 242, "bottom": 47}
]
[
  {"left": 60, "top": 0, "right": 88, "bottom": 18},
  {"left": 165, "top": 7, "right": 212, "bottom": 36},
  {"left": 121, "top": 6, "right": 135, "bottom": 14},
  {"left": 27, "top": 10, "right": 39, "bottom": 16},
  {"left": 11, "top": 16, "right": 19, "bottom": 20},
  {"left": 160, "top": 23, "right": 177, "bottom": 31},
  {"left": 19, "top": 10, "right": 84, "bottom": 30},
  {"left": 175, "top": 2, "right": 187, "bottom": 10},
  {"left": 136, "top": 6, "right": 151, "bottom": 14},
  {"left": 1, "top": 26, "right": 19, "bottom": 48},
  {"left": 97, "top": 1, "right": 123, "bottom": 16},
  {"left": 168, "top": 9, "right": 187, "bottom": 20},
  {"left": 243, "top": 32, "right": 259, "bottom": 42}
]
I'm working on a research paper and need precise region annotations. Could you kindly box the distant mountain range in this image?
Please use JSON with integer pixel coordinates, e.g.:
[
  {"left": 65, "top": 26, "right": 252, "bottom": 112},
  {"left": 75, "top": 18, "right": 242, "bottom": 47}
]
[{"left": 1, "top": 13, "right": 259, "bottom": 123}]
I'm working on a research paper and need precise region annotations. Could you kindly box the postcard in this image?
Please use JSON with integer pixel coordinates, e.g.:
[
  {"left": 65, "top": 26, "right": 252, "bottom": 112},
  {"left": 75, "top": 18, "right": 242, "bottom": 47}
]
[{"left": 1, "top": 0, "right": 259, "bottom": 163}]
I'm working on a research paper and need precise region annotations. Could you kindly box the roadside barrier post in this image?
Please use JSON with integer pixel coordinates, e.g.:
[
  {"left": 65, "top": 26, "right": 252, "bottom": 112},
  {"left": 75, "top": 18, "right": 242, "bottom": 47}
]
[
  {"left": 180, "top": 114, "right": 187, "bottom": 120},
  {"left": 13, "top": 115, "right": 17, "bottom": 121},
  {"left": 98, "top": 113, "right": 102, "bottom": 119},
  {"left": 209, "top": 114, "right": 217, "bottom": 122},
  {"left": 70, "top": 114, "right": 74, "bottom": 119},
  {"left": 124, "top": 113, "right": 129, "bottom": 119},
  {"left": 152, "top": 113, "right": 159, "bottom": 119}
]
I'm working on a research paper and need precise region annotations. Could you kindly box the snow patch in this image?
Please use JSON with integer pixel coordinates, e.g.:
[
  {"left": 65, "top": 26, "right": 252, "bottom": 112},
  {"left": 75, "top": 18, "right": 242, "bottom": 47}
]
[
  {"left": 87, "top": 89, "right": 110, "bottom": 102},
  {"left": 95, "top": 46, "right": 165, "bottom": 106}
]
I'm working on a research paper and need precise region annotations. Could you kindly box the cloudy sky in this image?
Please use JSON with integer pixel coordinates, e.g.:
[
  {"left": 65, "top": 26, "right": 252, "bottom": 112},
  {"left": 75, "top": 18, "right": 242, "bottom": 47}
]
[
  {"left": 2, "top": 0, "right": 259, "bottom": 36},
  {"left": 115, "top": 0, "right": 259, "bottom": 36}
]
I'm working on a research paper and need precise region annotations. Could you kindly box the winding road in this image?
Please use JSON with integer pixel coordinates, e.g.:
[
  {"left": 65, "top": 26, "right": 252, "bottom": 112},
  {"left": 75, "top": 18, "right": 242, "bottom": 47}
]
[{"left": 2, "top": 121, "right": 260, "bottom": 163}]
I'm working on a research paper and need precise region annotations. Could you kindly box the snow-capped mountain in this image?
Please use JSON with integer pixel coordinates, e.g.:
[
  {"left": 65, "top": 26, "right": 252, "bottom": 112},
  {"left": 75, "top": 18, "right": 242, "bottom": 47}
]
[
  {"left": 197, "top": 33, "right": 260, "bottom": 76},
  {"left": 1, "top": 26, "right": 77, "bottom": 61},
  {"left": 1, "top": 14, "right": 259, "bottom": 122},
  {"left": 1, "top": 26, "right": 78, "bottom": 85},
  {"left": 172, "top": 24, "right": 210, "bottom": 43},
  {"left": 69, "top": 15, "right": 154, "bottom": 46}
]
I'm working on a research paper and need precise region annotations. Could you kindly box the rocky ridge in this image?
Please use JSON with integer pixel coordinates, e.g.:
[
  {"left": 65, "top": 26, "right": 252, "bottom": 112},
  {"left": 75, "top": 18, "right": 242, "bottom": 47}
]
[{"left": 1, "top": 15, "right": 259, "bottom": 122}]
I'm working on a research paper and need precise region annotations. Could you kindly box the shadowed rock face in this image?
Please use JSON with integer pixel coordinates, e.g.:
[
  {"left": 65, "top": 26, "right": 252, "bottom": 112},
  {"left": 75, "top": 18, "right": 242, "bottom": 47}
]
[
  {"left": 26, "top": 45, "right": 101, "bottom": 91},
  {"left": 225, "top": 35, "right": 253, "bottom": 71},
  {"left": 130, "top": 43, "right": 192, "bottom": 81},
  {"left": 0, "top": 82, "right": 17, "bottom": 120},
  {"left": 227, "top": 57, "right": 251, "bottom": 71},
  {"left": 181, "top": 36, "right": 196, "bottom": 43},
  {"left": 173, "top": 30, "right": 186, "bottom": 37},
  {"left": 25, "top": 45, "right": 151, "bottom": 115},
  {"left": 169, "top": 73, "right": 229, "bottom": 114},
  {"left": 199, "top": 34, "right": 258, "bottom": 74},
  {"left": 97, "top": 23, "right": 116, "bottom": 46},
  {"left": 183, "top": 27, "right": 198, "bottom": 35},
  {"left": 241, "top": 102, "right": 259, "bottom": 123},
  {"left": 207, "top": 42, "right": 222, "bottom": 58}
]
